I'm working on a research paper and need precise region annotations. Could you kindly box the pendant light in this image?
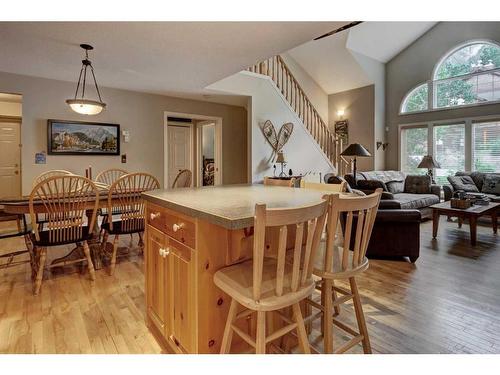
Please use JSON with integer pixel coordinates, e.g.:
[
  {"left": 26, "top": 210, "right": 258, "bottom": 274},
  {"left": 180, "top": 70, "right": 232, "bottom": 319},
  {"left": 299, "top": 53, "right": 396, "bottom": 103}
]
[{"left": 66, "top": 44, "right": 106, "bottom": 115}]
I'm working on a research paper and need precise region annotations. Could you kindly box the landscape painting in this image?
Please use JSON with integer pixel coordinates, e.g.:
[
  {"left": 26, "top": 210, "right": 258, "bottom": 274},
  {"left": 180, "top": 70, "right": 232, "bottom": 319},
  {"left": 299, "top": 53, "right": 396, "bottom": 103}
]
[{"left": 47, "top": 120, "right": 120, "bottom": 155}]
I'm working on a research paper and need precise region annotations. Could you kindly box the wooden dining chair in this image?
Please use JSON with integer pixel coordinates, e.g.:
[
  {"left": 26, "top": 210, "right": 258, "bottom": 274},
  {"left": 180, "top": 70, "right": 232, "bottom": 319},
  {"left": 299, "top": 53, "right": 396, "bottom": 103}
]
[
  {"left": 95, "top": 168, "right": 128, "bottom": 187},
  {"left": 29, "top": 175, "right": 99, "bottom": 295},
  {"left": 33, "top": 170, "right": 73, "bottom": 186},
  {"left": 214, "top": 196, "right": 330, "bottom": 354},
  {"left": 101, "top": 172, "right": 160, "bottom": 275},
  {"left": 172, "top": 169, "right": 192, "bottom": 188},
  {"left": 299, "top": 179, "right": 347, "bottom": 193},
  {"left": 263, "top": 177, "right": 296, "bottom": 187},
  {"left": 310, "top": 189, "right": 382, "bottom": 354}
]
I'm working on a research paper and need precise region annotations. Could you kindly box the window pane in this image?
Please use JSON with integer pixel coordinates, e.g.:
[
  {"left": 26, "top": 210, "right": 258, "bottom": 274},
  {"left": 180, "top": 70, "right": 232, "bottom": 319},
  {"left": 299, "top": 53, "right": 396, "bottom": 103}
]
[
  {"left": 473, "top": 121, "right": 500, "bottom": 172},
  {"left": 401, "top": 84, "right": 428, "bottom": 113},
  {"left": 434, "top": 124, "right": 466, "bottom": 184},
  {"left": 401, "top": 127, "right": 428, "bottom": 175},
  {"left": 435, "top": 42, "right": 500, "bottom": 80}
]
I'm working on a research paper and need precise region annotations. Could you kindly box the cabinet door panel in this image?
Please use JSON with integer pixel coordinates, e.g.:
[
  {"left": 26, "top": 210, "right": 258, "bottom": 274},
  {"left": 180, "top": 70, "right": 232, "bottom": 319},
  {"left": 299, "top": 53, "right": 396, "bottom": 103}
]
[
  {"left": 168, "top": 238, "right": 195, "bottom": 353},
  {"left": 146, "top": 226, "right": 168, "bottom": 335}
]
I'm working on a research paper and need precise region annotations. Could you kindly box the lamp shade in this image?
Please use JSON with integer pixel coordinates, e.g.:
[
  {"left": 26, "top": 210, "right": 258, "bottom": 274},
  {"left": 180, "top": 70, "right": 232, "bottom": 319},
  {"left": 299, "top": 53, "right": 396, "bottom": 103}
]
[
  {"left": 276, "top": 151, "right": 286, "bottom": 163},
  {"left": 417, "top": 155, "right": 441, "bottom": 169},
  {"left": 340, "top": 143, "right": 372, "bottom": 157}
]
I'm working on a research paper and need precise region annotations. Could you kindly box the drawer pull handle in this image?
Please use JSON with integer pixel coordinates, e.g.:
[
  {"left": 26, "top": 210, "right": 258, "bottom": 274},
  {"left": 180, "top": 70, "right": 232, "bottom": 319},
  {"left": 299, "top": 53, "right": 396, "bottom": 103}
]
[
  {"left": 172, "top": 223, "right": 185, "bottom": 232},
  {"left": 150, "top": 212, "right": 161, "bottom": 220},
  {"left": 159, "top": 247, "right": 170, "bottom": 257}
]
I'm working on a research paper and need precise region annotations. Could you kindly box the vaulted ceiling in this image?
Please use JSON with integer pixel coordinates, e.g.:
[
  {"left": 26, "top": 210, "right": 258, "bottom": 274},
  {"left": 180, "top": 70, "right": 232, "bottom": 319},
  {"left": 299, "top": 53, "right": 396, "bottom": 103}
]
[
  {"left": 287, "top": 22, "right": 437, "bottom": 94},
  {"left": 0, "top": 22, "right": 348, "bottom": 106}
]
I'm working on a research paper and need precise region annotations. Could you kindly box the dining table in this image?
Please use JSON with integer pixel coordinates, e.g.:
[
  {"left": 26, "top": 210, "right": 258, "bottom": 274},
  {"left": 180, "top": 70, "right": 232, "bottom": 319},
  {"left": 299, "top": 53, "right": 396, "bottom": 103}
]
[{"left": 0, "top": 182, "right": 139, "bottom": 270}]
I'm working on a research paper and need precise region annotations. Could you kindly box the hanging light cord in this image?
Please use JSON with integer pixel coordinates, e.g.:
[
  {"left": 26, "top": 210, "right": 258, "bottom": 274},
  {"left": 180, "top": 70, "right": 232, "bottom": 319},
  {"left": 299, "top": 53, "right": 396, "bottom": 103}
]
[{"left": 72, "top": 47, "right": 104, "bottom": 103}]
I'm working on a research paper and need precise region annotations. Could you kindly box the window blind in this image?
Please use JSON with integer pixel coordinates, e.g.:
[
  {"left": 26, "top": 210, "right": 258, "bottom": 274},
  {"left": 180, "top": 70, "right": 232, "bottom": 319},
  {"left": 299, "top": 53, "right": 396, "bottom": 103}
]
[
  {"left": 434, "top": 124, "right": 465, "bottom": 184},
  {"left": 473, "top": 121, "right": 500, "bottom": 173},
  {"left": 401, "top": 127, "right": 428, "bottom": 175}
]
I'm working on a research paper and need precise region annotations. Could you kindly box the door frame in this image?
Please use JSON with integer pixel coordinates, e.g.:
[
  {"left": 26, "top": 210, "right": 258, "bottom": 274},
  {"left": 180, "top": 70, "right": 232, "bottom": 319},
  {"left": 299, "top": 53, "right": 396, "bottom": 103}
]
[
  {"left": 0, "top": 115, "right": 22, "bottom": 196},
  {"left": 164, "top": 111, "right": 223, "bottom": 188}
]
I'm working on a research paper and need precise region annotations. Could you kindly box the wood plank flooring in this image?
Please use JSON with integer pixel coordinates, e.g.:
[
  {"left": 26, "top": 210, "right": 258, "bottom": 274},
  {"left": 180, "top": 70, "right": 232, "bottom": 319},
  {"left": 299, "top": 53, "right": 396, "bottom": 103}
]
[{"left": 1, "top": 216, "right": 499, "bottom": 354}]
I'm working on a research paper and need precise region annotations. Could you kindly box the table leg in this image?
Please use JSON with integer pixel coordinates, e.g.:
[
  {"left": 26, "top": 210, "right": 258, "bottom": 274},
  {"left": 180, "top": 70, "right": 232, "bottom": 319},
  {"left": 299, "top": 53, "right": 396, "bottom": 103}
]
[
  {"left": 458, "top": 216, "right": 463, "bottom": 228},
  {"left": 432, "top": 210, "right": 439, "bottom": 239},
  {"left": 86, "top": 208, "right": 103, "bottom": 270},
  {"left": 469, "top": 216, "right": 477, "bottom": 246},
  {"left": 492, "top": 210, "right": 498, "bottom": 235}
]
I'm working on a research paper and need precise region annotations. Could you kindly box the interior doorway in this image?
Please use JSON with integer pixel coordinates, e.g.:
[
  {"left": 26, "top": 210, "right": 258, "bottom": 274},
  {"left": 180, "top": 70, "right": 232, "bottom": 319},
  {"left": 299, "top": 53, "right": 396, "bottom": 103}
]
[
  {"left": 164, "top": 112, "right": 222, "bottom": 188},
  {"left": 0, "top": 93, "right": 22, "bottom": 198}
]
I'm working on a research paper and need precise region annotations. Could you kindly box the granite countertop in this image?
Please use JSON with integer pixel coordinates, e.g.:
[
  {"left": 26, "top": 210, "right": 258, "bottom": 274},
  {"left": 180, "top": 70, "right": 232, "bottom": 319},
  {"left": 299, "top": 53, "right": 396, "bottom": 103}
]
[{"left": 142, "top": 184, "right": 334, "bottom": 229}]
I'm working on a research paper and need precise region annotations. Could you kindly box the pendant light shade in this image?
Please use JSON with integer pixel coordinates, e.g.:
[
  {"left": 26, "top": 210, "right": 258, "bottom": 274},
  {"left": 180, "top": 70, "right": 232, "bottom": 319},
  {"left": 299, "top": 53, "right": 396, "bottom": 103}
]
[{"left": 66, "top": 44, "right": 106, "bottom": 115}]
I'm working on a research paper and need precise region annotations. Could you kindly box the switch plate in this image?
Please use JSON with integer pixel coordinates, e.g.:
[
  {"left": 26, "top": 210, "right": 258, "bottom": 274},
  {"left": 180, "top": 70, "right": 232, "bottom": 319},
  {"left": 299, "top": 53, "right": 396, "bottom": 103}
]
[{"left": 121, "top": 154, "right": 127, "bottom": 163}]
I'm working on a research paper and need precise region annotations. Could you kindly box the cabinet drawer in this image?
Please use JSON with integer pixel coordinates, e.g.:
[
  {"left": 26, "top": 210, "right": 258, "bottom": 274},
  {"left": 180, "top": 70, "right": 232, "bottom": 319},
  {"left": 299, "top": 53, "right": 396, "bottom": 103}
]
[
  {"left": 164, "top": 213, "right": 196, "bottom": 249},
  {"left": 147, "top": 204, "right": 166, "bottom": 232}
]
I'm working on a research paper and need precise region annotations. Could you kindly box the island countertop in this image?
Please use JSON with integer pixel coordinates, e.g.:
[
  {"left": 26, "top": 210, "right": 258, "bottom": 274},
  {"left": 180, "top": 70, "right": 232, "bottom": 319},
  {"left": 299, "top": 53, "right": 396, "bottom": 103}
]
[{"left": 142, "top": 184, "right": 331, "bottom": 230}]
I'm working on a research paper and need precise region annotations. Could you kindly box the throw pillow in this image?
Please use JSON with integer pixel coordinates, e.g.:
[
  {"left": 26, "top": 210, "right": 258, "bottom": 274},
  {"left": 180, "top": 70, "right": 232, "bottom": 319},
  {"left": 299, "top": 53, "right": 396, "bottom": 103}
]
[
  {"left": 447, "top": 175, "right": 479, "bottom": 193},
  {"left": 386, "top": 181, "right": 404, "bottom": 194},
  {"left": 404, "top": 175, "right": 431, "bottom": 194},
  {"left": 481, "top": 175, "right": 500, "bottom": 195},
  {"left": 357, "top": 179, "right": 388, "bottom": 192}
]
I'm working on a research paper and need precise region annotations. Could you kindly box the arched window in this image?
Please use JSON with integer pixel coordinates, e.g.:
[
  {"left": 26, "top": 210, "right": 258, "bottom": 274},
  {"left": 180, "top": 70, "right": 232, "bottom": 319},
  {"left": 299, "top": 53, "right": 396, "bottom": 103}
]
[
  {"left": 400, "top": 40, "right": 500, "bottom": 114},
  {"left": 401, "top": 83, "right": 428, "bottom": 113}
]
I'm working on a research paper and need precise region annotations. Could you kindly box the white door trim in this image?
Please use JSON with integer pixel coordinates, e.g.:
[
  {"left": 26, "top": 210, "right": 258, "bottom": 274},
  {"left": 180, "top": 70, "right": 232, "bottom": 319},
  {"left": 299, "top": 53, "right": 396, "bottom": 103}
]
[{"left": 164, "top": 111, "right": 223, "bottom": 188}]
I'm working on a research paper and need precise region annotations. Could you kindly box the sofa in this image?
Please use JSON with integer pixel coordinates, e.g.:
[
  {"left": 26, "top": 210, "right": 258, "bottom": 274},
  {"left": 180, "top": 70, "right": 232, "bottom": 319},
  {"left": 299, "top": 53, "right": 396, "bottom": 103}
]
[
  {"left": 443, "top": 171, "right": 500, "bottom": 202},
  {"left": 344, "top": 170, "right": 441, "bottom": 219}
]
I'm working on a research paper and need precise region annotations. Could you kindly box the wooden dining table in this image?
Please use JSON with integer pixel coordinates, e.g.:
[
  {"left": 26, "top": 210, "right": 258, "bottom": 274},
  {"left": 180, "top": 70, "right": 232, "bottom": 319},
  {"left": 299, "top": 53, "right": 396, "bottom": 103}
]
[{"left": 0, "top": 183, "right": 141, "bottom": 270}]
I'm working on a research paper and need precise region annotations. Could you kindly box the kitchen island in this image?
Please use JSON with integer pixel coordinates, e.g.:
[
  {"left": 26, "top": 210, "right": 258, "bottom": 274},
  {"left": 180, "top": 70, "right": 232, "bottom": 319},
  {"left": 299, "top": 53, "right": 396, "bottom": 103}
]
[{"left": 142, "top": 184, "right": 329, "bottom": 354}]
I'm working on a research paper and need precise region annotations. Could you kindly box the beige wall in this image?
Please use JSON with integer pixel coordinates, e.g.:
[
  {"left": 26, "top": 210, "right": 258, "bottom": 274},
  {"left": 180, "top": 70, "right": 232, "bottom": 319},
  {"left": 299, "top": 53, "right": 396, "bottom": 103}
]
[
  {"left": 0, "top": 71, "right": 247, "bottom": 194},
  {"left": 328, "top": 85, "right": 375, "bottom": 171}
]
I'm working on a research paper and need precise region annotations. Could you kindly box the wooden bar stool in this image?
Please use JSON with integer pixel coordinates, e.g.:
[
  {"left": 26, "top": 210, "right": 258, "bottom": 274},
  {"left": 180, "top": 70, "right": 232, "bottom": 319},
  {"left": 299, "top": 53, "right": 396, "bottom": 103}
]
[
  {"left": 263, "top": 176, "right": 296, "bottom": 187},
  {"left": 311, "top": 189, "right": 382, "bottom": 354},
  {"left": 214, "top": 196, "right": 330, "bottom": 354}
]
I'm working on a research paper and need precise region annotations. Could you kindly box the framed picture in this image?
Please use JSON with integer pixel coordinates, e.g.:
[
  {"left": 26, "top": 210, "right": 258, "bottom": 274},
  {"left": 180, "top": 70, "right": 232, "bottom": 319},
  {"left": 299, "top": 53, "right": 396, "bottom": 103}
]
[
  {"left": 47, "top": 119, "right": 120, "bottom": 155},
  {"left": 334, "top": 120, "right": 349, "bottom": 144}
]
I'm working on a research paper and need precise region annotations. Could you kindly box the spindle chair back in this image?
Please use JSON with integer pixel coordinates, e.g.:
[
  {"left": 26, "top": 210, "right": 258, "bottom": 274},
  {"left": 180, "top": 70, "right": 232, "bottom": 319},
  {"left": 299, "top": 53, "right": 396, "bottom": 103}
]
[
  {"left": 172, "top": 169, "right": 192, "bottom": 188},
  {"left": 299, "top": 179, "right": 347, "bottom": 193},
  {"left": 95, "top": 168, "right": 128, "bottom": 187}
]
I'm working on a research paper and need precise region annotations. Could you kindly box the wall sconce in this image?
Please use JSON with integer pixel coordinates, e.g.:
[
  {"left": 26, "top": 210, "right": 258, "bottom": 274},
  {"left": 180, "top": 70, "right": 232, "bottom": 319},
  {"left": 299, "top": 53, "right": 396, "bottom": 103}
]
[
  {"left": 376, "top": 142, "right": 389, "bottom": 151},
  {"left": 337, "top": 109, "right": 345, "bottom": 119}
]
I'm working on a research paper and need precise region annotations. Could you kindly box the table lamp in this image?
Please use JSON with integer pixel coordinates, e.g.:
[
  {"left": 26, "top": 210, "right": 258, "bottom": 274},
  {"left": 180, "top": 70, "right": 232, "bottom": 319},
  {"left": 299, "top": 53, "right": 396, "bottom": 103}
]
[
  {"left": 276, "top": 151, "right": 287, "bottom": 177},
  {"left": 417, "top": 155, "right": 441, "bottom": 184},
  {"left": 340, "top": 143, "right": 372, "bottom": 182}
]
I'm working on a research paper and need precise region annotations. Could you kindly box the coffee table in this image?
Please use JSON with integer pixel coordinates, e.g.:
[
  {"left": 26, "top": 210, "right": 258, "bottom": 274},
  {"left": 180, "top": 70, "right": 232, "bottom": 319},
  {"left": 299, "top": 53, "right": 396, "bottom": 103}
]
[{"left": 430, "top": 201, "right": 499, "bottom": 246}]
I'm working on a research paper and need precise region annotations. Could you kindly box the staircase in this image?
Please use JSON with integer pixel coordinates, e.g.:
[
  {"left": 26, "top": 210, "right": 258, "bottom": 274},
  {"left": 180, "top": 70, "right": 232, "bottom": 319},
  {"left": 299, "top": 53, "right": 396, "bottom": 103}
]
[{"left": 248, "top": 55, "right": 350, "bottom": 176}]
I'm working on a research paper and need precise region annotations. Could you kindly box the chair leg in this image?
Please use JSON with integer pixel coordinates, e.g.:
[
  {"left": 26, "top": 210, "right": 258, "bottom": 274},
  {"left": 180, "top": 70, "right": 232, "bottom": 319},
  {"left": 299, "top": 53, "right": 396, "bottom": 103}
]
[
  {"left": 349, "top": 277, "right": 372, "bottom": 354},
  {"left": 33, "top": 247, "right": 47, "bottom": 295},
  {"left": 110, "top": 234, "right": 119, "bottom": 276},
  {"left": 220, "top": 298, "right": 238, "bottom": 354},
  {"left": 332, "top": 280, "right": 340, "bottom": 316},
  {"left": 292, "top": 303, "right": 311, "bottom": 354},
  {"left": 323, "top": 279, "right": 334, "bottom": 354},
  {"left": 138, "top": 232, "right": 144, "bottom": 249},
  {"left": 82, "top": 241, "right": 96, "bottom": 281},
  {"left": 101, "top": 230, "right": 109, "bottom": 253},
  {"left": 255, "top": 311, "right": 266, "bottom": 354}
]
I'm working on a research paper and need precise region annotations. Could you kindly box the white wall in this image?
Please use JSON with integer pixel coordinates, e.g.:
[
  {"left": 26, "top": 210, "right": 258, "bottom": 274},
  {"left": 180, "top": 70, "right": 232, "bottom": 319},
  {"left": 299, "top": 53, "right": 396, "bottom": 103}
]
[
  {"left": 280, "top": 53, "right": 329, "bottom": 124},
  {"left": 208, "top": 72, "right": 335, "bottom": 183},
  {"left": 0, "top": 70, "right": 248, "bottom": 194}
]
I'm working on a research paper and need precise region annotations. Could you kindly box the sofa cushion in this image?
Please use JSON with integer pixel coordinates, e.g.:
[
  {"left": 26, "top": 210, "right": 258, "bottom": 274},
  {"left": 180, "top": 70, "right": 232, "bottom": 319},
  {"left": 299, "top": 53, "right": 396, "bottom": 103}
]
[
  {"left": 447, "top": 175, "right": 479, "bottom": 193},
  {"left": 456, "top": 171, "right": 485, "bottom": 190},
  {"left": 360, "top": 170, "right": 406, "bottom": 184},
  {"left": 357, "top": 179, "right": 388, "bottom": 192},
  {"left": 393, "top": 193, "right": 440, "bottom": 209},
  {"left": 386, "top": 181, "right": 404, "bottom": 194},
  {"left": 482, "top": 175, "right": 500, "bottom": 195},
  {"left": 404, "top": 175, "right": 431, "bottom": 194}
]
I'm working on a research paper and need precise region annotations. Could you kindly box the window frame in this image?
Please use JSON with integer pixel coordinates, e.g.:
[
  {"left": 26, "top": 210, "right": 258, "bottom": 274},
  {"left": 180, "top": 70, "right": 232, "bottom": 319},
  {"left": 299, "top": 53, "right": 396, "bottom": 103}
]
[
  {"left": 399, "top": 39, "right": 500, "bottom": 115},
  {"left": 399, "top": 114, "right": 500, "bottom": 180}
]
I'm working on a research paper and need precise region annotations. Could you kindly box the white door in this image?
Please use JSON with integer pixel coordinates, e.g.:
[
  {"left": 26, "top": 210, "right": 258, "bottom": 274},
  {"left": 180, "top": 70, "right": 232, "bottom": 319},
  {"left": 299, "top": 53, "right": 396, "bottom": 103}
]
[
  {"left": 0, "top": 121, "right": 21, "bottom": 198},
  {"left": 168, "top": 125, "right": 192, "bottom": 188}
]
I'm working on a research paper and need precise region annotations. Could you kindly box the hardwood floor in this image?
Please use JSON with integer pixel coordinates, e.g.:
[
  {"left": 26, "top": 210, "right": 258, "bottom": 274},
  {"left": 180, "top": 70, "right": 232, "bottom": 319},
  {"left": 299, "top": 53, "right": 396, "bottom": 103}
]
[{"left": 1, "top": 216, "right": 499, "bottom": 354}]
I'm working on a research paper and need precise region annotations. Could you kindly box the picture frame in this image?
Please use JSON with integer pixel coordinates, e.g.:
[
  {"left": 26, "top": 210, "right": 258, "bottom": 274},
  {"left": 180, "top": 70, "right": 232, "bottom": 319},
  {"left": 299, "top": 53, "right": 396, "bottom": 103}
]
[
  {"left": 334, "top": 119, "right": 349, "bottom": 144},
  {"left": 47, "top": 119, "right": 120, "bottom": 156}
]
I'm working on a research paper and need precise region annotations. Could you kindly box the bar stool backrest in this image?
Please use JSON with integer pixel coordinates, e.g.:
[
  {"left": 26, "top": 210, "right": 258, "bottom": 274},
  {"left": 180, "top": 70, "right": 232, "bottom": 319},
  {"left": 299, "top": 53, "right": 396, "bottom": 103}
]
[{"left": 251, "top": 196, "right": 330, "bottom": 302}]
